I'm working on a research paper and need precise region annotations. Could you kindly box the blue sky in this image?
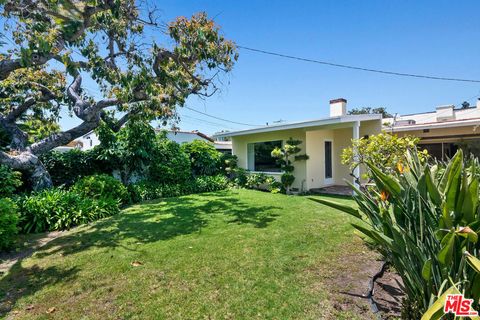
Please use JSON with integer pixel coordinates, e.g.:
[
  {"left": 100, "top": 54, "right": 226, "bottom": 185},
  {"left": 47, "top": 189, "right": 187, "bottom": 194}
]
[{"left": 63, "top": 0, "right": 480, "bottom": 134}]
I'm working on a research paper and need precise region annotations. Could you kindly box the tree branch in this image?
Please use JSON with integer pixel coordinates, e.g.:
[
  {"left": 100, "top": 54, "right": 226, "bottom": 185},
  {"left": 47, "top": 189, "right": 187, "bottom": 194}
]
[
  {"left": 5, "top": 83, "right": 57, "bottom": 121},
  {"left": 0, "top": 119, "right": 28, "bottom": 150},
  {"left": 5, "top": 97, "right": 36, "bottom": 121},
  {"left": 28, "top": 119, "right": 99, "bottom": 155},
  {"left": 0, "top": 1, "right": 115, "bottom": 80}
]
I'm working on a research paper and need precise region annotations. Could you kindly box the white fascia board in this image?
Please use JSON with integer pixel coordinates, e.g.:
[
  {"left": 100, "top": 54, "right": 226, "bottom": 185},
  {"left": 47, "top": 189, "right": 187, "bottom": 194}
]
[{"left": 214, "top": 114, "right": 381, "bottom": 138}]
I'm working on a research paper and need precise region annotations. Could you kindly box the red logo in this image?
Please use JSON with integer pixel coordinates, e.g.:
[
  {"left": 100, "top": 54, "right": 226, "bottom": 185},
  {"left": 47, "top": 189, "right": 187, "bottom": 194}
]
[{"left": 444, "top": 294, "right": 478, "bottom": 317}]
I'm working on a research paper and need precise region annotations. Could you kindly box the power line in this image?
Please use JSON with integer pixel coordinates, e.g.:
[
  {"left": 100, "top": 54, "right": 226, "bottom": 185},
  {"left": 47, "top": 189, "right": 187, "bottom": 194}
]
[
  {"left": 184, "top": 106, "right": 262, "bottom": 127},
  {"left": 181, "top": 114, "right": 238, "bottom": 130},
  {"left": 237, "top": 45, "right": 480, "bottom": 83}
]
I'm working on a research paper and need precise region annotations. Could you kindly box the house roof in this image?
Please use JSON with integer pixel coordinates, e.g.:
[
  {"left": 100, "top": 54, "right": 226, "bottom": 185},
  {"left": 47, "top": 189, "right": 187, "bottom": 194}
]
[
  {"left": 158, "top": 129, "right": 215, "bottom": 142},
  {"left": 385, "top": 116, "right": 480, "bottom": 132},
  {"left": 214, "top": 114, "right": 382, "bottom": 138},
  {"left": 383, "top": 105, "right": 480, "bottom": 132}
]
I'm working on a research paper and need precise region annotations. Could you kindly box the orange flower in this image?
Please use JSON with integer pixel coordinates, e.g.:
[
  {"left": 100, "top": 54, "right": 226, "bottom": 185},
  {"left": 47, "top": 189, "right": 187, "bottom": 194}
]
[
  {"left": 397, "top": 162, "right": 404, "bottom": 174},
  {"left": 380, "top": 190, "right": 389, "bottom": 202}
]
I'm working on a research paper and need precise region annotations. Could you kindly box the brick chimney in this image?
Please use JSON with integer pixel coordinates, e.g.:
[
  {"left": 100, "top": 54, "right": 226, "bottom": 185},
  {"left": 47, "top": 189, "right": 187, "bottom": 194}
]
[{"left": 330, "top": 98, "right": 347, "bottom": 117}]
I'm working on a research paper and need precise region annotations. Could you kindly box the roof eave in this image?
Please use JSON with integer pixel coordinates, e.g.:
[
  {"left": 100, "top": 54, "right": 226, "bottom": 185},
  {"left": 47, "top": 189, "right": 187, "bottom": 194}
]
[{"left": 214, "top": 114, "right": 382, "bottom": 138}]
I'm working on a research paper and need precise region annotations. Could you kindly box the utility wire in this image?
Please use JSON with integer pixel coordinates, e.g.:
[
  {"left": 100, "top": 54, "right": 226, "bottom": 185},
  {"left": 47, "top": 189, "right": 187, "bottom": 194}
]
[
  {"left": 184, "top": 106, "right": 262, "bottom": 127},
  {"left": 181, "top": 114, "right": 237, "bottom": 130},
  {"left": 237, "top": 45, "right": 480, "bottom": 83}
]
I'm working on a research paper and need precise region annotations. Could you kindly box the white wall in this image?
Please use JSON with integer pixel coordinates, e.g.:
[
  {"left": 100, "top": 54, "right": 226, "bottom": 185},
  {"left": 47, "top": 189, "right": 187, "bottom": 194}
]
[
  {"left": 77, "top": 132, "right": 101, "bottom": 150},
  {"left": 166, "top": 132, "right": 210, "bottom": 144}
]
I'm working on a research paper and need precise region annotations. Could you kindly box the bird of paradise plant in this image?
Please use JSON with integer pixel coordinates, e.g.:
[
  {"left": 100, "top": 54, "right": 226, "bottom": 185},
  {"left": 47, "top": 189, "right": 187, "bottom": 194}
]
[{"left": 312, "top": 149, "right": 480, "bottom": 319}]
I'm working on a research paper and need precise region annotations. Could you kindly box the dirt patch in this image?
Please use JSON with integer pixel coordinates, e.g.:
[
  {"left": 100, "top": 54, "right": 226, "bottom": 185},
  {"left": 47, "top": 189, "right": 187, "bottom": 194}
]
[
  {"left": 0, "top": 231, "right": 64, "bottom": 275},
  {"left": 319, "top": 237, "right": 404, "bottom": 319},
  {"left": 373, "top": 268, "right": 404, "bottom": 319}
]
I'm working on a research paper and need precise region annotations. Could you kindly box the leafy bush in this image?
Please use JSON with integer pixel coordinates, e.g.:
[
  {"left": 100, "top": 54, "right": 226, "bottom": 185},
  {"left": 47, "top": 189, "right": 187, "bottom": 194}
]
[
  {"left": 72, "top": 174, "right": 129, "bottom": 204},
  {"left": 233, "top": 168, "right": 248, "bottom": 187},
  {"left": 96, "top": 120, "right": 157, "bottom": 184},
  {"left": 313, "top": 149, "right": 480, "bottom": 319},
  {"left": 0, "top": 198, "right": 19, "bottom": 251},
  {"left": 0, "top": 164, "right": 22, "bottom": 197},
  {"left": 245, "top": 173, "right": 269, "bottom": 189},
  {"left": 128, "top": 175, "right": 229, "bottom": 202},
  {"left": 40, "top": 149, "right": 106, "bottom": 187},
  {"left": 341, "top": 133, "right": 428, "bottom": 183},
  {"left": 220, "top": 153, "right": 238, "bottom": 177},
  {"left": 17, "top": 189, "right": 119, "bottom": 233},
  {"left": 181, "top": 140, "right": 222, "bottom": 176},
  {"left": 149, "top": 138, "right": 191, "bottom": 184}
]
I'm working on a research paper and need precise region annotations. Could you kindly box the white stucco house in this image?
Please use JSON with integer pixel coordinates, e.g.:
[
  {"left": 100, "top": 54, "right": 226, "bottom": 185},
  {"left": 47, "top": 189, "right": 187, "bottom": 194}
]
[{"left": 215, "top": 99, "right": 383, "bottom": 192}]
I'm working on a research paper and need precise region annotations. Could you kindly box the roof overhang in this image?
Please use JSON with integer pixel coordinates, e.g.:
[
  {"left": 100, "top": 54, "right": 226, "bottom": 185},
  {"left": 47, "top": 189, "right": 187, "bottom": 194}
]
[
  {"left": 388, "top": 118, "right": 480, "bottom": 132},
  {"left": 214, "top": 114, "right": 382, "bottom": 138}
]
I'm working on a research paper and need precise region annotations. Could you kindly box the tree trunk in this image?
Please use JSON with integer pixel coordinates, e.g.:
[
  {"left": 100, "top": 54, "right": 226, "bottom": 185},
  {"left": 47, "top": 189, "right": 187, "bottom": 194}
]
[
  {"left": 29, "top": 157, "right": 53, "bottom": 190},
  {"left": 0, "top": 151, "right": 53, "bottom": 191}
]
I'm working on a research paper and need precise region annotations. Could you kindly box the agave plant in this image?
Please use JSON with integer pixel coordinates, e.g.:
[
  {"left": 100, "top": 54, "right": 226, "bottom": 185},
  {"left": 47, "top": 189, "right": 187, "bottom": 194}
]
[{"left": 312, "top": 149, "right": 480, "bottom": 319}]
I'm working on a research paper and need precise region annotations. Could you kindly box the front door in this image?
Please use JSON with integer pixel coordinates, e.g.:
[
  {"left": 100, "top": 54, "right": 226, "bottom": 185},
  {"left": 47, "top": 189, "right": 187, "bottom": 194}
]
[{"left": 324, "top": 140, "right": 333, "bottom": 185}]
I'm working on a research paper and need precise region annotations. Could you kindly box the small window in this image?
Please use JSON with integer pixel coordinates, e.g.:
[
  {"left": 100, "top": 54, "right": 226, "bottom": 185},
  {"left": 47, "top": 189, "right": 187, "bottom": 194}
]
[
  {"left": 325, "top": 141, "right": 332, "bottom": 179},
  {"left": 247, "top": 140, "right": 282, "bottom": 172}
]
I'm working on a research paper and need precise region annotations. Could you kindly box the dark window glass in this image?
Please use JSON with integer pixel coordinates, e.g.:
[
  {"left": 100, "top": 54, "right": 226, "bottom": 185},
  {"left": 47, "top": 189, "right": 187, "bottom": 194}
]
[
  {"left": 248, "top": 140, "right": 282, "bottom": 172},
  {"left": 325, "top": 141, "right": 332, "bottom": 179}
]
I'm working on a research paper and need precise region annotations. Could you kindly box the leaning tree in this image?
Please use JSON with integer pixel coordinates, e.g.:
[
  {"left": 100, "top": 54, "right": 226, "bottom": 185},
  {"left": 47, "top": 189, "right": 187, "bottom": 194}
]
[{"left": 0, "top": 0, "right": 237, "bottom": 190}]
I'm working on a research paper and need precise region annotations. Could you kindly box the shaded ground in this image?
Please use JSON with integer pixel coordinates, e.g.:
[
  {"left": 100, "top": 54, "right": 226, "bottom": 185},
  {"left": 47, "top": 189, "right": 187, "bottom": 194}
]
[
  {"left": 0, "top": 232, "right": 64, "bottom": 275},
  {"left": 373, "top": 268, "right": 404, "bottom": 319},
  {"left": 316, "top": 235, "right": 404, "bottom": 319},
  {"left": 0, "top": 190, "right": 402, "bottom": 319}
]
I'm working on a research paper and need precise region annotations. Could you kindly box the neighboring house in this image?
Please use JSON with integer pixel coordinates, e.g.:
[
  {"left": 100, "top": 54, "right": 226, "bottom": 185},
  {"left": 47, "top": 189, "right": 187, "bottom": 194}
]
[
  {"left": 53, "top": 140, "right": 84, "bottom": 153},
  {"left": 165, "top": 130, "right": 232, "bottom": 153},
  {"left": 75, "top": 131, "right": 101, "bottom": 150},
  {"left": 61, "top": 129, "right": 232, "bottom": 153},
  {"left": 384, "top": 99, "right": 480, "bottom": 160},
  {"left": 215, "top": 99, "right": 382, "bottom": 192}
]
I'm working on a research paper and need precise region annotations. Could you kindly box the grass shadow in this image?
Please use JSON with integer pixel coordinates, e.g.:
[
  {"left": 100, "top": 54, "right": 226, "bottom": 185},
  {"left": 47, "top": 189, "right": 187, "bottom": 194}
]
[
  {"left": 0, "top": 263, "right": 79, "bottom": 317},
  {"left": 0, "top": 191, "right": 280, "bottom": 315},
  {"left": 25, "top": 191, "right": 280, "bottom": 259}
]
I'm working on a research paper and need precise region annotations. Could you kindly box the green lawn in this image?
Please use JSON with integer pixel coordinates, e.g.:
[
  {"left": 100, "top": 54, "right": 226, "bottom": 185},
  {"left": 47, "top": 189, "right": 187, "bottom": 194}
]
[{"left": 0, "top": 189, "right": 376, "bottom": 319}]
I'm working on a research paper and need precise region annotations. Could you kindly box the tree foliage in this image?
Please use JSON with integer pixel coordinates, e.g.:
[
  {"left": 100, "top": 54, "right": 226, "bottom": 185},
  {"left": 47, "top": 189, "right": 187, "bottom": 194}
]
[
  {"left": 0, "top": 1, "right": 237, "bottom": 189},
  {"left": 181, "top": 139, "right": 221, "bottom": 176},
  {"left": 348, "top": 107, "right": 393, "bottom": 118},
  {"left": 342, "top": 133, "right": 428, "bottom": 183}
]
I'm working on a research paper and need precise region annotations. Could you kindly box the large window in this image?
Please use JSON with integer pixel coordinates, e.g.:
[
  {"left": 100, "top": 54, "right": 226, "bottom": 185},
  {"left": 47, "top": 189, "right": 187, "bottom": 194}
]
[{"left": 247, "top": 140, "right": 282, "bottom": 172}]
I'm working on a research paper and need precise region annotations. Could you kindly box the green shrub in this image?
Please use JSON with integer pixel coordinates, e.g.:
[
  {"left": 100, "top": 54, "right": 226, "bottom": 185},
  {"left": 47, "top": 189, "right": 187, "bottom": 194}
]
[
  {"left": 0, "top": 165, "right": 22, "bottom": 197},
  {"left": 181, "top": 140, "right": 222, "bottom": 176},
  {"left": 72, "top": 174, "right": 129, "bottom": 204},
  {"left": 40, "top": 149, "right": 107, "bottom": 186},
  {"left": 245, "top": 173, "right": 269, "bottom": 189},
  {"left": 17, "top": 189, "right": 119, "bottom": 233},
  {"left": 220, "top": 153, "right": 238, "bottom": 177},
  {"left": 149, "top": 139, "right": 191, "bottom": 184},
  {"left": 265, "top": 177, "right": 283, "bottom": 194},
  {"left": 313, "top": 149, "right": 480, "bottom": 319},
  {"left": 128, "top": 175, "right": 229, "bottom": 202},
  {"left": 233, "top": 168, "right": 248, "bottom": 187},
  {"left": 0, "top": 198, "right": 19, "bottom": 251}
]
